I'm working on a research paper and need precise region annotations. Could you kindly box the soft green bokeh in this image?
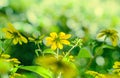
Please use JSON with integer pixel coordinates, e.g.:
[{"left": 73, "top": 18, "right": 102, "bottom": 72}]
[{"left": 0, "top": 0, "right": 120, "bottom": 77}]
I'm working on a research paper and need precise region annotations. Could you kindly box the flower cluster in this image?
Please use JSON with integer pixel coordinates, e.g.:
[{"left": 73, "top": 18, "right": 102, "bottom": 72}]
[
  {"left": 2, "top": 23, "right": 28, "bottom": 45},
  {"left": 35, "top": 55, "right": 77, "bottom": 78},
  {"left": 86, "top": 70, "right": 105, "bottom": 78},
  {"left": 86, "top": 61, "right": 120, "bottom": 78},
  {"left": 0, "top": 54, "right": 24, "bottom": 78},
  {"left": 46, "top": 32, "right": 71, "bottom": 50},
  {"left": 113, "top": 61, "right": 120, "bottom": 76},
  {"left": 97, "top": 29, "right": 119, "bottom": 46}
]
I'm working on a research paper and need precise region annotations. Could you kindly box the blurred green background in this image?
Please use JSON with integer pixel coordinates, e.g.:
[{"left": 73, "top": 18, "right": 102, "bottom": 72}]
[{"left": 0, "top": 0, "right": 120, "bottom": 78}]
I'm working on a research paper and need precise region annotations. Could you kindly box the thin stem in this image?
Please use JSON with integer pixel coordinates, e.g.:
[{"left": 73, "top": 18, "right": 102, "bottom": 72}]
[
  {"left": 103, "top": 36, "right": 107, "bottom": 44},
  {"left": 64, "top": 39, "right": 81, "bottom": 57},
  {"left": 85, "top": 55, "right": 97, "bottom": 70},
  {"left": 56, "top": 48, "right": 59, "bottom": 59},
  {"left": 37, "top": 43, "right": 43, "bottom": 56},
  {"left": 85, "top": 47, "right": 102, "bottom": 70},
  {"left": 85, "top": 36, "right": 108, "bottom": 70}
]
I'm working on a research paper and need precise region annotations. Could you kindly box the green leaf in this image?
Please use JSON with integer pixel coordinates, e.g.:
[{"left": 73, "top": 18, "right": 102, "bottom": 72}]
[
  {"left": 19, "top": 66, "right": 53, "bottom": 78},
  {"left": 94, "top": 47, "right": 103, "bottom": 56},
  {"left": 102, "top": 44, "right": 115, "bottom": 49},
  {"left": 43, "top": 49, "right": 55, "bottom": 55},
  {"left": 77, "top": 47, "right": 93, "bottom": 58}
]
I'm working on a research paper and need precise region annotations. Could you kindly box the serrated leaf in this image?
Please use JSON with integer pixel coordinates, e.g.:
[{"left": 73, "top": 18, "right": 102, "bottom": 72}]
[
  {"left": 77, "top": 47, "right": 93, "bottom": 58},
  {"left": 19, "top": 66, "right": 53, "bottom": 78}
]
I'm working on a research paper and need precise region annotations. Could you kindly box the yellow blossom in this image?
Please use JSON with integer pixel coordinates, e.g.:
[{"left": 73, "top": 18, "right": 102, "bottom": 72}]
[
  {"left": 36, "top": 55, "right": 77, "bottom": 78},
  {"left": 9, "top": 73, "right": 26, "bottom": 78},
  {"left": 2, "top": 23, "right": 28, "bottom": 45},
  {"left": 0, "top": 54, "right": 10, "bottom": 59},
  {"left": 97, "top": 29, "right": 119, "bottom": 46},
  {"left": 0, "top": 59, "right": 11, "bottom": 74},
  {"left": 86, "top": 70, "right": 106, "bottom": 78},
  {"left": 113, "top": 61, "right": 120, "bottom": 76},
  {"left": 46, "top": 32, "right": 71, "bottom": 50}
]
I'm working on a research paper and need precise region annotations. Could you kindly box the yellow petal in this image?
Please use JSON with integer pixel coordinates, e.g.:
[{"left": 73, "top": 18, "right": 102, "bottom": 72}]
[
  {"left": 19, "top": 40, "right": 22, "bottom": 45},
  {"left": 57, "top": 42, "right": 63, "bottom": 49},
  {"left": 13, "top": 38, "right": 19, "bottom": 45},
  {"left": 21, "top": 36, "right": 28, "bottom": 43},
  {"left": 110, "top": 35, "right": 118, "bottom": 46},
  {"left": 59, "top": 32, "right": 65, "bottom": 37},
  {"left": 61, "top": 40, "right": 70, "bottom": 45},
  {"left": 7, "top": 23, "right": 16, "bottom": 32},
  {"left": 97, "top": 33, "right": 105, "bottom": 38},
  {"left": 2, "top": 28, "right": 7, "bottom": 32},
  {"left": 59, "top": 32, "right": 71, "bottom": 39},
  {"left": 46, "top": 37, "right": 53, "bottom": 41},
  {"left": 46, "top": 37, "right": 53, "bottom": 46},
  {"left": 51, "top": 42, "right": 57, "bottom": 50},
  {"left": 50, "top": 32, "right": 58, "bottom": 39},
  {"left": 65, "top": 34, "right": 71, "bottom": 39},
  {"left": 6, "top": 33, "right": 13, "bottom": 38}
]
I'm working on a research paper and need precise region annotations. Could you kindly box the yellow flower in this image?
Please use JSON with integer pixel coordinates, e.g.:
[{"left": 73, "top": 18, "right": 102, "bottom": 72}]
[
  {"left": 2, "top": 23, "right": 28, "bottom": 45},
  {"left": 0, "top": 59, "right": 11, "bottom": 74},
  {"left": 113, "top": 61, "right": 120, "bottom": 76},
  {"left": 9, "top": 73, "right": 26, "bottom": 78},
  {"left": 0, "top": 54, "right": 10, "bottom": 59},
  {"left": 46, "top": 32, "right": 71, "bottom": 50},
  {"left": 113, "top": 61, "right": 120, "bottom": 69},
  {"left": 86, "top": 70, "right": 106, "bottom": 78},
  {"left": 36, "top": 55, "right": 77, "bottom": 78},
  {"left": 104, "top": 74, "right": 120, "bottom": 78},
  {"left": 97, "top": 29, "right": 119, "bottom": 46},
  {"left": 86, "top": 70, "right": 120, "bottom": 78}
]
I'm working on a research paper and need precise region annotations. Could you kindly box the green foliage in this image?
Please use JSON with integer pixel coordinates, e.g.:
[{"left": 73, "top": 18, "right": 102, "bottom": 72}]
[
  {"left": 0, "top": 0, "right": 120, "bottom": 78},
  {"left": 19, "top": 66, "right": 53, "bottom": 78},
  {"left": 77, "top": 47, "right": 93, "bottom": 58}
]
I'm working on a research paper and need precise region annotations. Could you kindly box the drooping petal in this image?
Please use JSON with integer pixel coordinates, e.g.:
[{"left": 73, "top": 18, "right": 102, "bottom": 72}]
[
  {"left": 50, "top": 32, "right": 58, "bottom": 39},
  {"left": 13, "top": 38, "right": 19, "bottom": 45},
  {"left": 97, "top": 33, "right": 105, "bottom": 38},
  {"left": 61, "top": 40, "right": 70, "bottom": 45},
  {"left": 51, "top": 42, "right": 57, "bottom": 50},
  {"left": 18, "top": 40, "right": 22, "bottom": 45},
  {"left": 21, "top": 36, "right": 28, "bottom": 43},
  {"left": 57, "top": 42, "right": 63, "bottom": 49},
  {"left": 110, "top": 35, "right": 119, "bottom": 46}
]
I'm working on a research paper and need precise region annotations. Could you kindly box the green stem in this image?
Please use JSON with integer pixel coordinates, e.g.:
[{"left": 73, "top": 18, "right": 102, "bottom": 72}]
[
  {"left": 64, "top": 39, "right": 81, "bottom": 57},
  {"left": 85, "top": 36, "right": 107, "bottom": 70},
  {"left": 103, "top": 36, "right": 107, "bottom": 44},
  {"left": 56, "top": 48, "right": 59, "bottom": 59},
  {"left": 85, "top": 47, "right": 103, "bottom": 70},
  {"left": 37, "top": 43, "right": 43, "bottom": 56},
  {"left": 85, "top": 55, "right": 97, "bottom": 70}
]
